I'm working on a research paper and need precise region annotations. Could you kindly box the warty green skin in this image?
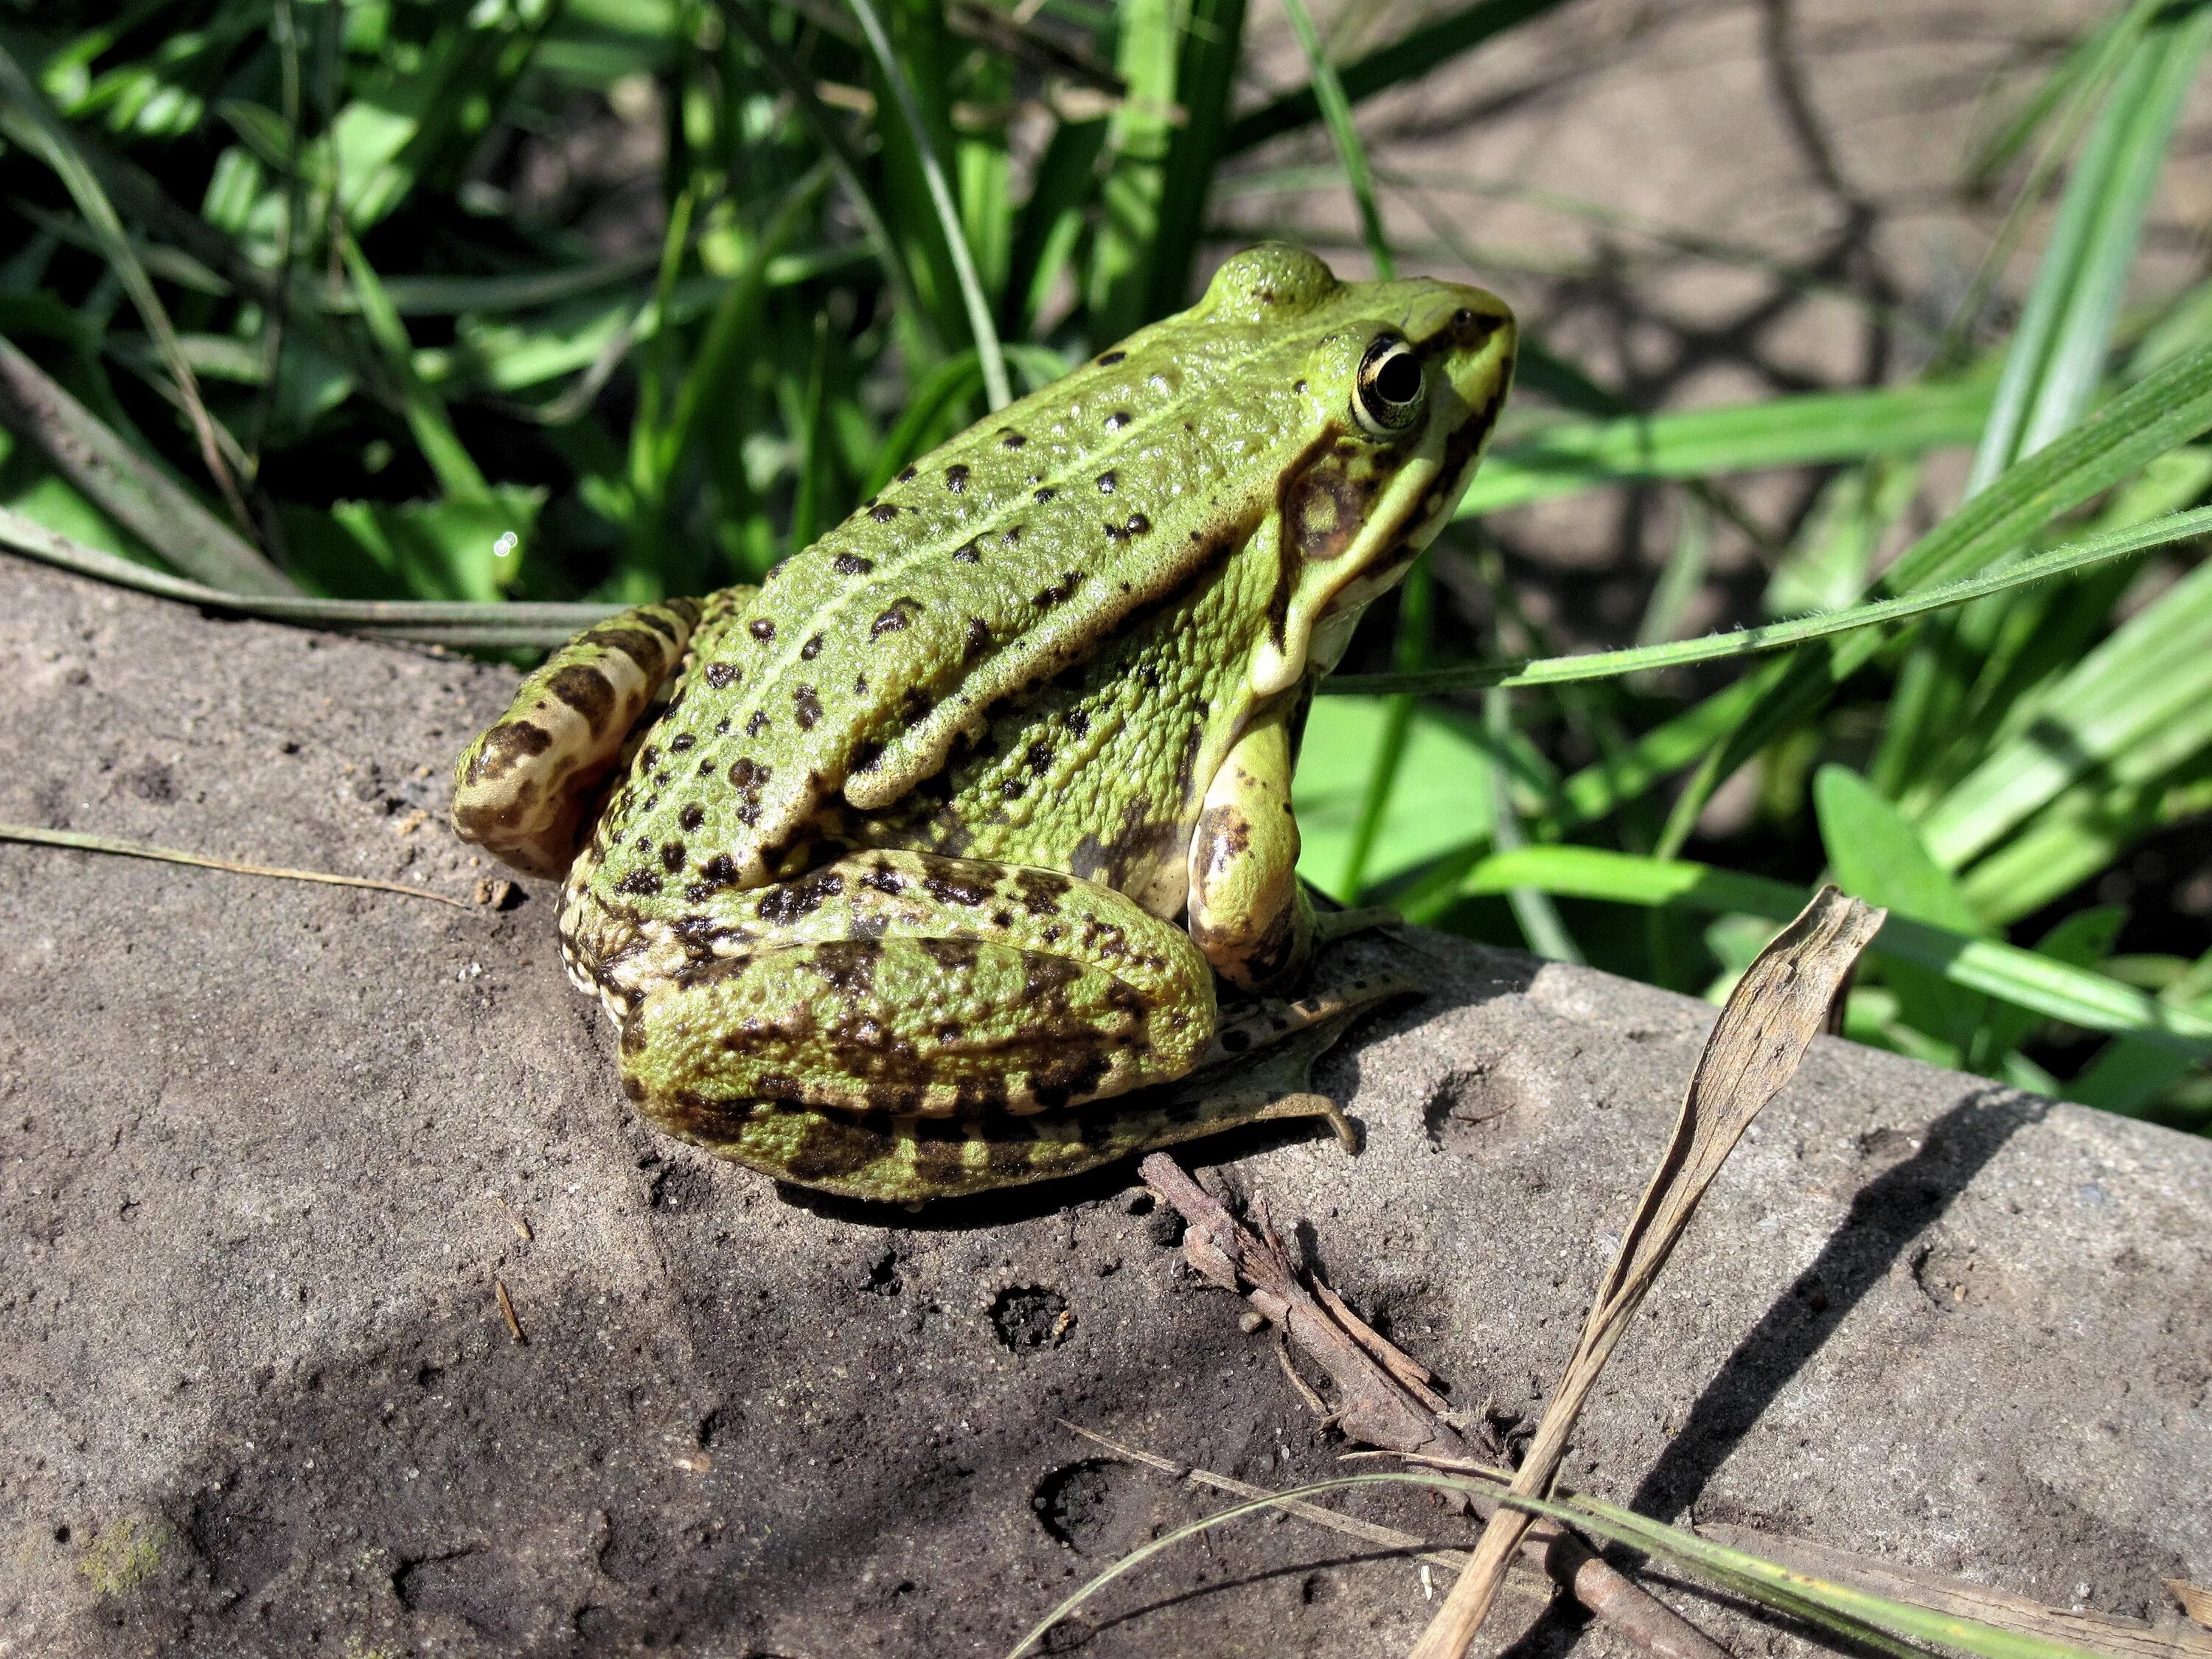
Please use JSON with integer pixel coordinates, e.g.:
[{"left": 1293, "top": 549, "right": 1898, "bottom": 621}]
[{"left": 452, "top": 245, "right": 1517, "bottom": 1203}]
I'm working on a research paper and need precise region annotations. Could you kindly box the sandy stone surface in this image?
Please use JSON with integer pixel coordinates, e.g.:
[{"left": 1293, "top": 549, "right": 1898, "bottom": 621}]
[{"left": 4, "top": 563, "right": 2210, "bottom": 1658}]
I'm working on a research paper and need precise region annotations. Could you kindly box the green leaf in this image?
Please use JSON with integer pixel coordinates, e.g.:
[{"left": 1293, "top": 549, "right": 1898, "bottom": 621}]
[
  {"left": 1815, "top": 766, "right": 1983, "bottom": 934},
  {"left": 1455, "top": 845, "right": 2212, "bottom": 1057},
  {"left": 1293, "top": 696, "right": 1495, "bottom": 900},
  {"left": 1814, "top": 765, "right": 1986, "bottom": 1052}
]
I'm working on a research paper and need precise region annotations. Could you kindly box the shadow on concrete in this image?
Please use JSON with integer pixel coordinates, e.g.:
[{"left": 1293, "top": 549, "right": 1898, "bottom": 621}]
[{"left": 1627, "top": 1085, "right": 2040, "bottom": 1522}]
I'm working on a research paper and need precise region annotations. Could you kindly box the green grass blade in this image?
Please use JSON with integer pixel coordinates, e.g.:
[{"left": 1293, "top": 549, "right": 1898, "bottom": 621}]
[
  {"left": 1143, "top": 0, "right": 1251, "bottom": 319},
  {"left": 1087, "top": 0, "right": 1182, "bottom": 340},
  {"left": 0, "top": 507, "right": 609, "bottom": 638},
  {"left": 1338, "top": 557, "right": 1431, "bottom": 894},
  {"left": 847, "top": 0, "right": 1012, "bottom": 408},
  {"left": 1922, "top": 552, "right": 2212, "bottom": 868},
  {"left": 1460, "top": 379, "right": 1992, "bottom": 516},
  {"left": 1502, "top": 1491, "right": 2118, "bottom": 1659},
  {"left": 1486, "top": 686, "right": 1581, "bottom": 961},
  {"left": 1225, "top": 0, "right": 1573, "bottom": 156},
  {"left": 1617, "top": 334, "right": 2212, "bottom": 857},
  {"left": 789, "top": 313, "right": 836, "bottom": 554},
  {"left": 863, "top": 351, "right": 987, "bottom": 495},
  {"left": 338, "top": 228, "right": 491, "bottom": 502},
  {"left": 0, "top": 335, "right": 292, "bottom": 597},
  {"left": 715, "top": 0, "right": 931, "bottom": 344},
  {"left": 1888, "top": 338, "right": 2212, "bottom": 593},
  {"left": 1458, "top": 844, "right": 2212, "bottom": 1055},
  {"left": 1004, "top": 113, "right": 1110, "bottom": 338},
  {"left": 1980, "top": 905, "right": 2126, "bottom": 1068},
  {"left": 1279, "top": 0, "right": 1393, "bottom": 280},
  {"left": 1324, "top": 505, "right": 2212, "bottom": 695},
  {"left": 1970, "top": 5, "right": 2212, "bottom": 487},
  {"left": 0, "top": 38, "right": 262, "bottom": 553}
]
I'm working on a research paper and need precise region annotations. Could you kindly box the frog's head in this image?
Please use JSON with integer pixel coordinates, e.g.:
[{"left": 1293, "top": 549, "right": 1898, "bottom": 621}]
[{"left": 1196, "top": 246, "right": 1516, "bottom": 697}]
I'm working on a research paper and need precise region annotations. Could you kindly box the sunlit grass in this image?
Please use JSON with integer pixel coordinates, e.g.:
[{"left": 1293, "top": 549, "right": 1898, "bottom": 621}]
[{"left": 1, "top": 0, "right": 2209, "bottom": 1127}]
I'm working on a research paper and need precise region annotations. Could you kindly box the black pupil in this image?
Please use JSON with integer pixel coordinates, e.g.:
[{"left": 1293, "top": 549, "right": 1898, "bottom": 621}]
[{"left": 1371, "top": 349, "right": 1422, "bottom": 406}]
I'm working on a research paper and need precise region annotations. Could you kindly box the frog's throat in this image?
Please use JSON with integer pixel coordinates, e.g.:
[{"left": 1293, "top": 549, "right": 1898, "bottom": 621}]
[{"left": 1247, "top": 424, "right": 1450, "bottom": 702}]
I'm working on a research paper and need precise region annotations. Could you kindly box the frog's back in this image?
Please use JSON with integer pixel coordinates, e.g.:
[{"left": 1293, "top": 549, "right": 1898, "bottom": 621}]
[{"left": 585, "top": 279, "right": 1344, "bottom": 905}]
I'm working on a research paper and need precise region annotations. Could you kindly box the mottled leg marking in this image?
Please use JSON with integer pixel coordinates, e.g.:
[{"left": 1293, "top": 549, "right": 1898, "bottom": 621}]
[
  {"left": 451, "top": 597, "right": 702, "bottom": 877},
  {"left": 1186, "top": 695, "right": 1316, "bottom": 994},
  {"left": 612, "top": 849, "right": 1218, "bottom": 1135},
  {"left": 639, "top": 959, "right": 1418, "bottom": 1206}
]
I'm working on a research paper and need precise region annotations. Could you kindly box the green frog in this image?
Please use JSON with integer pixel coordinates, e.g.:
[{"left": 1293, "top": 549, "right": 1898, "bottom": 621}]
[{"left": 451, "top": 245, "right": 1515, "bottom": 1203}]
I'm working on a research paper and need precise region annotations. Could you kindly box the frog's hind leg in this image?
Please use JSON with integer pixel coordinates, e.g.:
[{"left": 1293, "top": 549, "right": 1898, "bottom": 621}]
[
  {"left": 660, "top": 963, "right": 1416, "bottom": 1206},
  {"left": 450, "top": 597, "right": 706, "bottom": 877}
]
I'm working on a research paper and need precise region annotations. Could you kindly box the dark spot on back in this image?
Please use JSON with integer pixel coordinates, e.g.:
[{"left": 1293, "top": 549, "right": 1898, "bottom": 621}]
[
  {"left": 897, "top": 465, "right": 917, "bottom": 483},
  {"left": 793, "top": 684, "right": 822, "bottom": 730},
  {"left": 1105, "top": 410, "right": 1130, "bottom": 431},
  {"left": 1096, "top": 471, "right": 1116, "bottom": 493},
  {"left": 749, "top": 618, "right": 775, "bottom": 641},
  {"left": 999, "top": 430, "right": 1026, "bottom": 448},
  {"left": 757, "top": 867, "right": 844, "bottom": 925},
  {"left": 704, "top": 661, "right": 738, "bottom": 689},
  {"left": 746, "top": 711, "right": 770, "bottom": 737},
  {"left": 678, "top": 803, "right": 704, "bottom": 832},
  {"left": 834, "top": 552, "right": 874, "bottom": 576},
  {"left": 945, "top": 465, "right": 969, "bottom": 493},
  {"left": 801, "top": 634, "right": 823, "bottom": 660},
  {"left": 870, "top": 502, "right": 899, "bottom": 523},
  {"left": 872, "top": 598, "right": 922, "bottom": 637}
]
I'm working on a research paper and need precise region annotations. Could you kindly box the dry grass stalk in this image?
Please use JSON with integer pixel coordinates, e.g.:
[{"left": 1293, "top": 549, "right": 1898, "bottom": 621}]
[
  {"left": 2174, "top": 1582, "right": 2212, "bottom": 1634},
  {"left": 1057, "top": 1419, "right": 1492, "bottom": 1583},
  {"left": 1138, "top": 1156, "right": 1733, "bottom": 1659},
  {"left": 1409, "top": 885, "right": 1885, "bottom": 1659}
]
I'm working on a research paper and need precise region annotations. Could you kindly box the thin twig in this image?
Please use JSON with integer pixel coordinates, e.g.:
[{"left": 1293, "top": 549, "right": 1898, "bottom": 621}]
[
  {"left": 494, "top": 1279, "right": 526, "bottom": 1345},
  {"left": 1410, "top": 886, "right": 1884, "bottom": 1659},
  {"left": 1138, "top": 1155, "right": 1733, "bottom": 1659},
  {"left": 0, "top": 824, "right": 476, "bottom": 909}
]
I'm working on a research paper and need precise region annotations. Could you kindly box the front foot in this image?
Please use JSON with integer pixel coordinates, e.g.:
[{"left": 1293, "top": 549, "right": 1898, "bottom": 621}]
[{"left": 658, "top": 956, "right": 1420, "bottom": 1204}]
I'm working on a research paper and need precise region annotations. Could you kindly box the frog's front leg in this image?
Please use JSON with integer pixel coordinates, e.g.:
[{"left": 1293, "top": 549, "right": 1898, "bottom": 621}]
[
  {"left": 1186, "top": 695, "right": 1318, "bottom": 994},
  {"left": 616, "top": 852, "right": 1219, "bottom": 1133}
]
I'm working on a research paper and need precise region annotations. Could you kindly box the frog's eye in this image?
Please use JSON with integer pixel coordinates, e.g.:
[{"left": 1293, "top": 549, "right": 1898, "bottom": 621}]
[{"left": 1352, "top": 335, "right": 1425, "bottom": 437}]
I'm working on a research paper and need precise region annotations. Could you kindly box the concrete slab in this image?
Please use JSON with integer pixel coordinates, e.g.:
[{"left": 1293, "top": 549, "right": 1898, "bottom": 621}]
[{"left": 2, "top": 560, "right": 2208, "bottom": 1657}]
